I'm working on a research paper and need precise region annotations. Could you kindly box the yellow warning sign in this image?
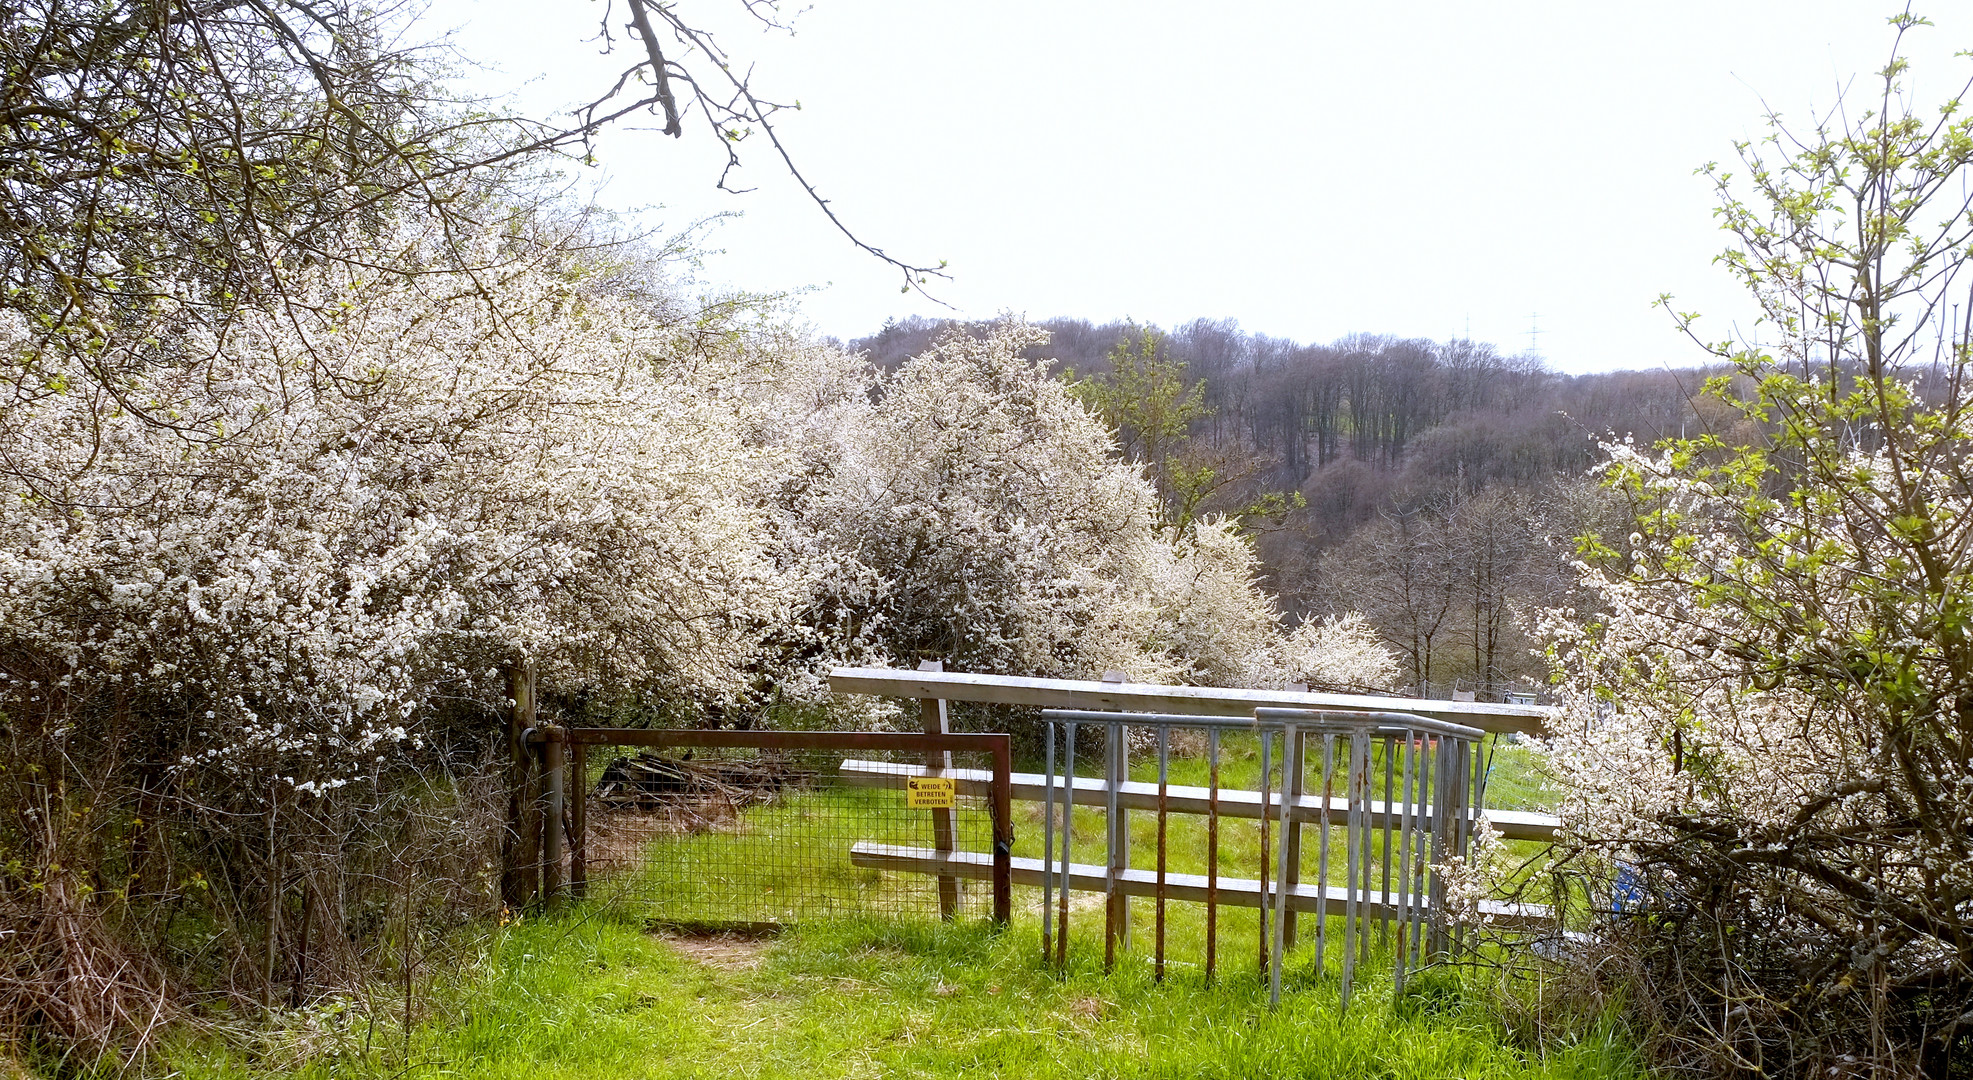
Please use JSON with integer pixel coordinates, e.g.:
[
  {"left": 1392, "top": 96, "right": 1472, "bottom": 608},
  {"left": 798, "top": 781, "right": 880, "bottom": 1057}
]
[{"left": 906, "top": 776, "right": 956, "bottom": 809}]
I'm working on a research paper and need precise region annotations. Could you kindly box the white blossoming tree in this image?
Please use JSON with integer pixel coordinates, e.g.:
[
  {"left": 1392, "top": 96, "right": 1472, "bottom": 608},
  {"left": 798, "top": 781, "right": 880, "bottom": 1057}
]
[
  {"left": 0, "top": 218, "right": 800, "bottom": 1042},
  {"left": 1546, "top": 21, "right": 1973, "bottom": 1074},
  {"left": 767, "top": 321, "right": 1396, "bottom": 694}
]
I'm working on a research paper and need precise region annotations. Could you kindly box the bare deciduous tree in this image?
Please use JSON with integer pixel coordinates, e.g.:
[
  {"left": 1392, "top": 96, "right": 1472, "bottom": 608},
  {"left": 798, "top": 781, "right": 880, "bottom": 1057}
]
[{"left": 0, "top": 0, "right": 942, "bottom": 404}]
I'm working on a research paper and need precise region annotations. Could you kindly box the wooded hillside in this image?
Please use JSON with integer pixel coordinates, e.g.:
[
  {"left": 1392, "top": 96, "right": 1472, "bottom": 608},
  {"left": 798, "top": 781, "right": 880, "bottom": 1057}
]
[{"left": 855, "top": 316, "right": 1727, "bottom": 698}]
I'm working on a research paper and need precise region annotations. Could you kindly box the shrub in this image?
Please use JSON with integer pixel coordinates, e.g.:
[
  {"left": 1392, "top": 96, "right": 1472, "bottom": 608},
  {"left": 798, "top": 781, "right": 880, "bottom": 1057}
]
[{"left": 1545, "top": 21, "right": 1973, "bottom": 1076}]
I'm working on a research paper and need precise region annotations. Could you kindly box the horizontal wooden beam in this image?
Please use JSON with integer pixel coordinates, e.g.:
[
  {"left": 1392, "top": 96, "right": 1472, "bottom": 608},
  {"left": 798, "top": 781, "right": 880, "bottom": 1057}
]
[
  {"left": 551, "top": 727, "right": 1005, "bottom": 756},
  {"left": 839, "top": 760, "right": 1561, "bottom": 843},
  {"left": 827, "top": 666, "right": 1551, "bottom": 736},
  {"left": 848, "top": 843, "right": 1553, "bottom": 929}
]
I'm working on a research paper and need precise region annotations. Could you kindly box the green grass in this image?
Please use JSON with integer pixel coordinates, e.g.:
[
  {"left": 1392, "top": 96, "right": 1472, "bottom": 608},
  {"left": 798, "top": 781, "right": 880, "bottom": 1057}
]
[
  {"left": 1476, "top": 740, "right": 1557, "bottom": 814},
  {"left": 143, "top": 740, "right": 1598, "bottom": 1079},
  {"left": 596, "top": 784, "right": 979, "bottom": 924},
  {"left": 157, "top": 910, "right": 1637, "bottom": 1080}
]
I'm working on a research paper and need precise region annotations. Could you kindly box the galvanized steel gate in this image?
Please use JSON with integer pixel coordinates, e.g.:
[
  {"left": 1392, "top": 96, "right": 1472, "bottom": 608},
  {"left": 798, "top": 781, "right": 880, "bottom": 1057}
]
[
  {"left": 1038, "top": 708, "right": 1492, "bottom": 1007},
  {"left": 825, "top": 664, "right": 1560, "bottom": 1007}
]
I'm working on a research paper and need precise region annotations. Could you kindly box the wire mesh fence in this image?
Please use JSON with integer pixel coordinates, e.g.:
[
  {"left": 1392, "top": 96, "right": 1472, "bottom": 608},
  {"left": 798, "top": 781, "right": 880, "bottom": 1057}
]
[{"left": 543, "top": 730, "right": 1011, "bottom": 929}]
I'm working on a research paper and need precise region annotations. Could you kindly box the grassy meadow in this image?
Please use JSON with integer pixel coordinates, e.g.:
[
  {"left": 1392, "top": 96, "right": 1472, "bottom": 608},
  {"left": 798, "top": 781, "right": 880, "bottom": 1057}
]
[
  {"left": 131, "top": 738, "right": 1632, "bottom": 1080},
  {"left": 157, "top": 911, "right": 1635, "bottom": 1080}
]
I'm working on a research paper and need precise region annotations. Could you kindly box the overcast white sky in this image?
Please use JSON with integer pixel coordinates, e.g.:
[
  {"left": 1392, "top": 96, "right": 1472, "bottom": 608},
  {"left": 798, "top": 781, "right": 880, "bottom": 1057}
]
[{"left": 430, "top": 2, "right": 1973, "bottom": 375}]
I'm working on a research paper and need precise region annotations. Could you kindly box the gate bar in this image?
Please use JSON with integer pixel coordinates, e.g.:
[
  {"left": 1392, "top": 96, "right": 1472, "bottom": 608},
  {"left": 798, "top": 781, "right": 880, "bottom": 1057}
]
[{"left": 1042, "top": 724, "right": 1055, "bottom": 963}]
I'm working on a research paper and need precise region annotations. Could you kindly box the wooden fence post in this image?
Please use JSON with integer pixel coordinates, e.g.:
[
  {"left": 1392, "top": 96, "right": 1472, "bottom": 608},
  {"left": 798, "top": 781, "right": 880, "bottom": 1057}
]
[
  {"left": 500, "top": 660, "right": 540, "bottom": 908},
  {"left": 917, "top": 659, "right": 958, "bottom": 919}
]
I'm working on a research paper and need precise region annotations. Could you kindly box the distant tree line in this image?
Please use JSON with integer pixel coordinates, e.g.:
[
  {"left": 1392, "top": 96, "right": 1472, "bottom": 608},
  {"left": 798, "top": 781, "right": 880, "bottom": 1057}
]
[
  {"left": 856, "top": 316, "right": 1722, "bottom": 524},
  {"left": 853, "top": 316, "right": 1726, "bottom": 698}
]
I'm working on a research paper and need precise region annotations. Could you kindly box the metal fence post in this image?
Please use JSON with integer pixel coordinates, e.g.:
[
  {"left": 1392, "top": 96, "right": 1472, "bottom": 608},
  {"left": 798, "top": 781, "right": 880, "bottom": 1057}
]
[
  {"left": 1280, "top": 728, "right": 1305, "bottom": 951},
  {"left": 1280, "top": 683, "right": 1309, "bottom": 949},
  {"left": 990, "top": 734, "right": 1012, "bottom": 927},
  {"left": 1056, "top": 721, "right": 1075, "bottom": 968},
  {"left": 1105, "top": 718, "right": 1123, "bottom": 970},
  {"left": 500, "top": 660, "right": 539, "bottom": 908},
  {"left": 1270, "top": 722, "right": 1296, "bottom": 1009},
  {"left": 1257, "top": 729, "right": 1272, "bottom": 980},
  {"left": 1427, "top": 736, "right": 1451, "bottom": 963},
  {"left": 1102, "top": 671, "right": 1130, "bottom": 960},
  {"left": 1340, "top": 727, "right": 1368, "bottom": 1011},
  {"left": 1154, "top": 724, "right": 1169, "bottom": 982},
  {"left": 1206, "top": 727, "right": 1220, "bottom": 983},
  {"left": 1041, "top": 722, "right": 1055, "bottom": 961},
  {"left": 570, "top": 741, "right": 587, "bottom": 899},
  {"left": 541, "top": 729, "right": 564, "bottom": 903}
]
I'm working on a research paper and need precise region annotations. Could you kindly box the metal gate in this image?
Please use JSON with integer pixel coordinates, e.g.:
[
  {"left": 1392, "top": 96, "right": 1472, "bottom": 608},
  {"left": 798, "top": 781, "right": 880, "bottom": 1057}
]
[{"left": 1029, "top": 708, "right": 1516, "bottom": 1006}]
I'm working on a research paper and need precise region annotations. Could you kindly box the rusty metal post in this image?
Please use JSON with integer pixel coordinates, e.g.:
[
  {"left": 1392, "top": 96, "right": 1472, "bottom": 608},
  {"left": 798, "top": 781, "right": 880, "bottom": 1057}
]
[
  {"left": 500, "top": 660, "right": 539, "bottom": 908},
  {"left": 541, "top": 729, "right": 564, "bottom": 903},
  {"left": 916, "top": 659, "right": 958, "bottom": 919},
  {"left": 570, "top": 742, "right": 587, "bottom": 899}
]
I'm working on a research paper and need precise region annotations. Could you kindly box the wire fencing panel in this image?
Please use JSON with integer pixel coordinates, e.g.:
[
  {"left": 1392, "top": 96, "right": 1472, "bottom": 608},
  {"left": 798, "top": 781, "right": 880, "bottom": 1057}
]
[{"left": 561, "top": 732, "right": 1005, "bottom": 927}]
